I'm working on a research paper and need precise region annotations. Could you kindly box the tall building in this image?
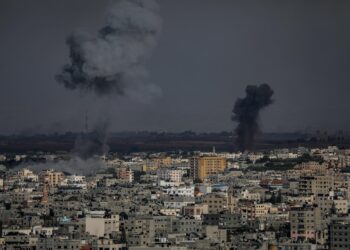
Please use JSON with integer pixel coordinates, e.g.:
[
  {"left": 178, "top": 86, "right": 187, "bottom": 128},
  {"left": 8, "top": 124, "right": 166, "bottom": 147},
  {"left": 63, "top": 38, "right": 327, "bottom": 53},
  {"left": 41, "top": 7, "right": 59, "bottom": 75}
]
[
  {"left": 39, "top": 170, "right": 65, "bottom": 186},
  {"left": 41, "top": 183, "right": 49, "bottom": 205},
  {"left": 290, "top": 205, "right": 321, "bottom": 241},
  {"left": 330, "top": 218, "right": 350, "bottom": 250},
  {"left": 190, "top": 156, "right": 226, "bottom": 181},
  {"left": 117, "top": 167, "right": 134, "bottom": 183}
]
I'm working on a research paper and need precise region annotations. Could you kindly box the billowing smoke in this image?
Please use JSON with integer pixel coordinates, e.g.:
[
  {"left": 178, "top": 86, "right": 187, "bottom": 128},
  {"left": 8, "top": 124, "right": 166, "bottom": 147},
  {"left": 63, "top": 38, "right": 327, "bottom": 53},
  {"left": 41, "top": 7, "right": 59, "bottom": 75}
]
[
  {"left": 56, "top": 0, "right": 162, "bottom": 99},
  {"left": 73, "top": 121, "right": 110, "bottom": 160},
  {"left": 232, "top": 83, "right": 274, "bottom": 151},
  {"left": 54, "top": 0, "right": 163, "bottom": 164}
]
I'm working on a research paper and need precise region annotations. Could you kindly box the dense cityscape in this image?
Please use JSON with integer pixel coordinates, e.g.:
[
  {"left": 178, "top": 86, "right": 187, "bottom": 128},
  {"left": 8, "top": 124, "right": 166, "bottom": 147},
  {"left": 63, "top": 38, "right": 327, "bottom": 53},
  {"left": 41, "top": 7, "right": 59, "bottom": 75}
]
[
  {"left": 2, "top": 0, "right": 350, "bottom": 249},
  {"left": 1, "top": 145, "right": 350, "bottom": 249}
]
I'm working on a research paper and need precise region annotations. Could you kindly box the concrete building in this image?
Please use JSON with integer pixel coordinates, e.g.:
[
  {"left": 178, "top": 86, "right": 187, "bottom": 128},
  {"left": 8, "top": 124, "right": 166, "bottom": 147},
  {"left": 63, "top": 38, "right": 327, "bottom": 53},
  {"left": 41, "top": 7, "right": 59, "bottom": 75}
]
[
  {"left": 254, "top": 203, "right": 272, "bottom": 218},
  {"left": 165, "top": 186, "right": 194, "bottom": 197},
  {"left": 39, "top": 169, "right": 65, "bottom": 186},
  {"left": 124, "top": 216, "right": 155, "bottom": 247},
  {"left": 37, "top": 237, "right": 85, "bottom": 250},
  {"left": 143, "top": 157, "right": 173, "bottom": 172},
  {"left": 18, "top": 168, "right": 39, "bottom": 182},
  {"left": 330, "top": 218, "right": 350, "bottom": 250},
  {"left": 157, "top": 169, "right": 185, "bottom": 183},
  {"left": 298, "top": 175, "right": 336, "bottom": 196},
  {"left": 85, "top": 212, "right": 119, "bottom": 237},
  {"left": 91, "top": 238, "right": 126, "bottom": 250},
  {"left": 117, "top": 167, "right": 134, "bottom": 183},
  {"left": 290, "top": 205, "right": 321, "bottom": 241},
  {"left": 182, "top": 204, "right": 209, "bottom": 219},
  {"left": 202, "top": 193, "right": 228, "bottom": 214},
  {"left": 190, "top": 156, "right": 226, "bottom": 181},
  {"left": 315, "top": 193, "right": 348, "bottom": 216}
]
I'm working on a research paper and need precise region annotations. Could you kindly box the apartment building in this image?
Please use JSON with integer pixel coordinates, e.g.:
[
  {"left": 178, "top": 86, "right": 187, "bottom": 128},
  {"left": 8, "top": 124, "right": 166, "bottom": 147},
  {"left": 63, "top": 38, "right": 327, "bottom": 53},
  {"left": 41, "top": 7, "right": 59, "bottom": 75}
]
[
  {"left": 143, "top": 157, "right": 173, "bottom": 172},
  {"left": 254, "top": 203, "right": 272, "bottom": 218},
  {"left": 39, "top": 169, "right": 65, "bottom": 186},
  {"left": 315, "top": 194, "right": 348, "bottom": 216},
  {"left": 202, "top": 193, "right": 228, "bottom": 214},
  {"left": 330, "top": 219, "right": 350, "bottom": 250},
  {"left": 183, "top": 204, "right": 209, "bottom": 219},
  {"left": 290, "top": 205, "right": 321, "bottom": 241},
  {"left": 190, "top": 156, "right": 226, "bottom": 181},
  {"left": 165, "top": 186, "right": 195, "bottom": 197},
  {"left": 117, "top": 167, "right": 134, "bottom": 183},
  {"left": 124, "top": 216, "right": 155, "bottom": 247},
  {"left": 157, "top": 168, "right": 185, "bottom": 183},
  {"left": 299, "top": 175, "right": 336, "bottom": 196},
  {"left": 85, "top": 213, "right": 119, "bottom": 237}
]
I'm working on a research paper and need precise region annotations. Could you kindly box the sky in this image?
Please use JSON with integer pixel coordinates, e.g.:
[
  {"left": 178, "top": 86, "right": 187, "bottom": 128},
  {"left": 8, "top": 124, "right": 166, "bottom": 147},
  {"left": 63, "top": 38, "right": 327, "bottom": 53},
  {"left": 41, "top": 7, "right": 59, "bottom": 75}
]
[{"left": 1, "top": 0, "right": 350, "bottom": 135}]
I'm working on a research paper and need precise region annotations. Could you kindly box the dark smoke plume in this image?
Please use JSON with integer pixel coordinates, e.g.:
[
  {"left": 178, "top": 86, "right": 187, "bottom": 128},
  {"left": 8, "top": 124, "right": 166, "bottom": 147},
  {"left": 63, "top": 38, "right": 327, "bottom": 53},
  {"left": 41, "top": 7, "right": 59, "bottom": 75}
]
[
  {"left": 56, "top": 0, "right": 162, "bottom": 99},
  {"left": 54, "top": 0, "right": 163, "bottom": 161},
  {"left": 232, "top": 83, "right": 274, "bottom": 151},
  {"left": 72, "top": 121, "right": 109, "bottom": 160}
]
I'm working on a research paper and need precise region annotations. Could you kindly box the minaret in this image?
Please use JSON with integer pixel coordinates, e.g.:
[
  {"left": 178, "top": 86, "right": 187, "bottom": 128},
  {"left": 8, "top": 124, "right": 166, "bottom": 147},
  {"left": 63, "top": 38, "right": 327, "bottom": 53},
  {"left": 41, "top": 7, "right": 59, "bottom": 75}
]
[
  {"left": 227, "top": 185, "right": 236, "bottom": 213},
  {"left": 41, "top": 182, "right": 49, "bottom": 205}
]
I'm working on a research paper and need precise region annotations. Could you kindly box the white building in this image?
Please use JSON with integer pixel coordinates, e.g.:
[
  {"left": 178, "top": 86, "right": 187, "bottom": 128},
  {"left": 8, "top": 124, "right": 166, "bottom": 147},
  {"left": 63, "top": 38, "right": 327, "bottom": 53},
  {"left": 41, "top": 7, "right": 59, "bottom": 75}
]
[
  {"left": 157, "top": 169, "right": 185, "bottom": 183},
  {"left": 85, "top": 212, "right": 119, "bottom": 237},
  {"left": 18, "top": 168, "right": 38, "bottom": 182},
  {"left": 60, "top": 175, "right": 87, "bottom": 189},
  {"left": 165, "top": 186, "right": 195, "bottom": 197}
]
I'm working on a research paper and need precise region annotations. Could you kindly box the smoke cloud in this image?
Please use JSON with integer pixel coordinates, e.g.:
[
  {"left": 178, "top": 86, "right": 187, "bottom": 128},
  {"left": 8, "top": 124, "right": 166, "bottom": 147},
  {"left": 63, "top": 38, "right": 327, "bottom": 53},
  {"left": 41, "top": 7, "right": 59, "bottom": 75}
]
[
  {"left": 16, "top": 157, "right": 108, "bottom": 176},
  {"left": 232, "top": 83, "right": 274, "bottom": 151},
  {"left": 73, "top": 121, "right": 110, "bottom": 160},
  {"left": 56, "top": 0, "right": 162, "bottom": 99}
]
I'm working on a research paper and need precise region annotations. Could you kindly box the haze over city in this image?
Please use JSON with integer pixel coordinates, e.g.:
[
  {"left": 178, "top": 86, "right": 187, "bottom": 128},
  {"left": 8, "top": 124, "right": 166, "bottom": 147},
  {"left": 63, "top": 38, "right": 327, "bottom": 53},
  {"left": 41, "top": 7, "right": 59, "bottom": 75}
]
[
  {"left": 2, "top": 1, "right": 350, "bottom": 250},
  {"left": 1, "top": 0, "right": 350, "bottom": 135}
]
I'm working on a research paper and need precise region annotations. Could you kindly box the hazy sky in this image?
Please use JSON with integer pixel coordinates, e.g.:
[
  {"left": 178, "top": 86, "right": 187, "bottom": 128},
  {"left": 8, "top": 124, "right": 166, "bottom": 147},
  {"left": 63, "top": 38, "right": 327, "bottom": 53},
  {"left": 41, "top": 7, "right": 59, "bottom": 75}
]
[{"left": 1, "top": 0, "right": 350, "bottom": 135}]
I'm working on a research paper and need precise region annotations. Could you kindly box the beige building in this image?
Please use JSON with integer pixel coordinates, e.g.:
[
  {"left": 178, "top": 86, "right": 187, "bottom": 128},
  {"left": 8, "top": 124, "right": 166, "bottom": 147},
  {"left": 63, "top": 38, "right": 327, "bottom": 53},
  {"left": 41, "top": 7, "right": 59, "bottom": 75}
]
[
  {"left": 143, "top": 157, "right": 173, "bottom": 172},
  {"left": 157, "top": 168, "right": 185, "bottom": 183},
  {"left": 203, "top": 225, "right": 227, "bottom": 243},
  {"left": 254, "top": 203, "right": 272, "bottom": 218},
  {"left": 18, "top": 168, "right": 38, "bottom": 182},
  {"left": 39, "top": 170, "right": 65, "bottom": 186},
  {"left": 294, "top": 161, "right": 328, "bottom": 175},
  {"left": 315, "top": 194, "right": 348, "bottom": 215},
  {"left": 202, "top": 193, "right": 228, "bottom": 214},
  {"left": 287, "top": 195, "right": 314, "bottom": 205},
  {"left": 117, "top": 167, "right": 134, "bottom": 183},
  {"left": 183, "top": 204, "right": 209, "bottom": 219},
  {"left": 85, "top": 213, "right": 119, "bottom": 237},
  {"left": 299, "top": 175, "right": 337, "bottom": 196},
  {"left": 92, "top": 238, "right": 126, "bottom": 250}
]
